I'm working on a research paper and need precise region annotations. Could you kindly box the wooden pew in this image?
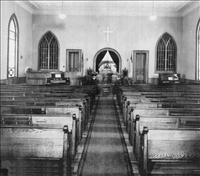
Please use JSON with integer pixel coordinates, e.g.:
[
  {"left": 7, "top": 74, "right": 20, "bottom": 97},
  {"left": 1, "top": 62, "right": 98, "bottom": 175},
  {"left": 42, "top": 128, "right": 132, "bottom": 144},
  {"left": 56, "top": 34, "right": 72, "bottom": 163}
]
[
  {"left": 0, "top": 84, "right": 98, "bottom": 110},
  {"left": 0, "top": 90, "right": 90, "bottom": 127},
  {"left": 133, "top": 115, "right": 200, "bottom": 160},
  {"left": 1, "top": 125, "right": 71, "bottom": 176},
  {"left": 124, "top": 99, "right": 200, "bottom": 128},
  {"left": 1, "top": 114, "right": 78, "bottom": 158},
  {"left": 122, "top": 94, "right": 200, "bottom": 126},
  {"left": 127, "top": 107, "right": 200, "bottom": 144},
  {"left": 0, "top": 83, "right": 97, "bottom": 127},
  {"left": 119, "top": 88, "right": 200, "bottom": 149},
  {"left": 1, "top": 98, "right": 89, "bottom": 133},
  {"left": 124, "top": 94, "right": 200, "bottom": 109},
  {"left": 1, "top": 114, "right": 74, "bottom": 128},
  {"left": 120, "top": 84, "right": 200, "bottom": 92},
  {"left": 126, "top": 102, "right": 200, "bottom": 121},
  {"left": 117, "top": 84, "right": 200, "bottom": 176},
  {"left": 1, "top": 105, "right": 83, "bottom": 147},
  {"left": 140, "top": 128, "right": 200, "bottom": 176},
  {"left": 117, "top": 85, "right": 200, "bottom": 120},
  {"left": 130, "top": 102, "right": 200, "bottom": 109},
  {"left": 1, "top": 98, "right": 88, "bottom": 123},
  {"left": 0, "top": 89, "right": 95, "bottom": 152},
  {"left": 0, "top": 84, "right": 99, "bottom": 176},
  {"left": 0, "top": 90, "right": 91, "bottom": 117}
]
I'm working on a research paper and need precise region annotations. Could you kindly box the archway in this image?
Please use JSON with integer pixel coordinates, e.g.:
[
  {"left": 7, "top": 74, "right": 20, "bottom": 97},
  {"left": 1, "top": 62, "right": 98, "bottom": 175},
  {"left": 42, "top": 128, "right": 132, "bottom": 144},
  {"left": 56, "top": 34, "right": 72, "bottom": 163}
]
[{"left": 93, "top": 47, "right": 122, "bottom": 73}]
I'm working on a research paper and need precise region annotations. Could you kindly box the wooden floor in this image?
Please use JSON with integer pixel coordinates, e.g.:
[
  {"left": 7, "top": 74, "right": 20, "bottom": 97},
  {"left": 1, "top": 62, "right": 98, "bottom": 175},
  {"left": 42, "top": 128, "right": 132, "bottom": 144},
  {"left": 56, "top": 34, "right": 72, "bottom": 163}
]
[{"left": 81, "top": 95, "right": 130, "bottom": 176}]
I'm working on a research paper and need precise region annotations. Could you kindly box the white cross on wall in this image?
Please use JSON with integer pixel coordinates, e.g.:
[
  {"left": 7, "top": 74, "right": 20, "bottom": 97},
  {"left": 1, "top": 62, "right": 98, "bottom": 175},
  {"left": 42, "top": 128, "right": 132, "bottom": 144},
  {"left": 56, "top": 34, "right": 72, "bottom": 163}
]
[{"left": 103, "top": 26, "right": 113, "bottom": 42}]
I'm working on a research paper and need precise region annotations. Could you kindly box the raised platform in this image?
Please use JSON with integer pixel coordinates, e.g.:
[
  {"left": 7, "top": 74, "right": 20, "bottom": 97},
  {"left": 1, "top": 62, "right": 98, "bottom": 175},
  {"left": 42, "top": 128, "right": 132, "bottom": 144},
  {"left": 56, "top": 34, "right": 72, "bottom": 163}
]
[{"left": 26, "top": 71, "right": 70, "bottom": 85}]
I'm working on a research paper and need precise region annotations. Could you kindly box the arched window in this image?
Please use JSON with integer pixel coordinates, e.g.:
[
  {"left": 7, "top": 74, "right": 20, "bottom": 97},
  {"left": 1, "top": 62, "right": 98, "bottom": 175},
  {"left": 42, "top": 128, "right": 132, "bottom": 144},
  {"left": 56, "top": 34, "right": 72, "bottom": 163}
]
[
  {"left": 156, "top": 33, "right": 177, "bottom": 72},
  {"left": 7, "top": 14, "right": 19, "bottom": 78},
  {"left": 38, "top": 31, "right": 59, "bottom": 70},
  {"left": 196, "top": 19, "right": 200, "bottom": 80}
]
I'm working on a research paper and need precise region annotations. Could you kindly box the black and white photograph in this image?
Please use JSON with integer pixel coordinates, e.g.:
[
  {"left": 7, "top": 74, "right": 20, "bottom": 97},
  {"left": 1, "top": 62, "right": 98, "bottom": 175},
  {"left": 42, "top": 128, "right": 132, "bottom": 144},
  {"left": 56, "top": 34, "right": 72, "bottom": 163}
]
[{"left": 1, "top": 0, "right": 200, "bottom": 176}]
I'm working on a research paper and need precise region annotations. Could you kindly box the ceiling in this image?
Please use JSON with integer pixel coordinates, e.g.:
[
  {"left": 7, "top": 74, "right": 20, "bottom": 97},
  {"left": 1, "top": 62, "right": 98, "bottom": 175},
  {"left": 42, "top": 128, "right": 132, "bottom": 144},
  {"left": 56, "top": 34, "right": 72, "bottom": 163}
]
[{"left": 16, "top": 0, "right": 199, "bottom": 17}]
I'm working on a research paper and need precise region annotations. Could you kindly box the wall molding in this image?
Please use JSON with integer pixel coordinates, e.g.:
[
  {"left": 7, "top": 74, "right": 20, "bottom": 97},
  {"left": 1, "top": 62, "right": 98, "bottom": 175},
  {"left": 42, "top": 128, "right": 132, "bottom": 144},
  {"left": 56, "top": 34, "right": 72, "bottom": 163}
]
[{"left": 15, "top": 1, "right": 199, "bottom": 17}]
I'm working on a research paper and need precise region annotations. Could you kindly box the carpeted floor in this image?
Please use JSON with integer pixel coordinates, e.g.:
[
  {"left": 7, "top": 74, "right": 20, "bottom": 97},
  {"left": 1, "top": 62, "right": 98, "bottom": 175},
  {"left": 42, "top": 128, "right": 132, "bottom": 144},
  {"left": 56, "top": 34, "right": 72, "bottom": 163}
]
[{"left": 81, "top": 95, "right": 129, "bottom": 176}]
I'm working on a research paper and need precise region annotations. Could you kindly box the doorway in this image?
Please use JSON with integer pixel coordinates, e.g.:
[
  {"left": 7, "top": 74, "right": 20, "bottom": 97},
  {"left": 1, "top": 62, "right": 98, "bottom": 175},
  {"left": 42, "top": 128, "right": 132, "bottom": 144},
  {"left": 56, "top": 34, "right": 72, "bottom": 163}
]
[
  {"left": 94, "top": 48, "right": 121, "bottom": 73},
  {"left": 93, "top": 48, "right": 122, "bottom": 85},
  {"left": 132, "top": 50, "right": 149, "bottom": 84}
]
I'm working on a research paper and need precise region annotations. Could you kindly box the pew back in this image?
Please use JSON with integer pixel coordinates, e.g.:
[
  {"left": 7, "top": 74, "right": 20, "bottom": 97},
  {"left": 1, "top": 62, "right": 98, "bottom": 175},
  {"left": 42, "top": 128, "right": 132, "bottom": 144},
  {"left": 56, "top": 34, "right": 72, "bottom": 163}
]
[{"left": 141, "top": 128, "right": 200, "bottom": 176}]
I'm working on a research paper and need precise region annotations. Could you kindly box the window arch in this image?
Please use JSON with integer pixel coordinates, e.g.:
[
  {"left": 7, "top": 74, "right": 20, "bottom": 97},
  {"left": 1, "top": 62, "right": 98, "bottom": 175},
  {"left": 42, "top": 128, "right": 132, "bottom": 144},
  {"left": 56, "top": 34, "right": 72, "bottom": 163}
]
[
  {"left": 196, "top": 19, "right": 200, "bottom": 80},
  {"left": 156, "top": 33, "right": 177, "bottom": 72},
  {"left": 38, "top": 31, "right": 59, "bottom": 70},
  {"left": 7, "top": 14, "right": 19, "bottom": 78}
]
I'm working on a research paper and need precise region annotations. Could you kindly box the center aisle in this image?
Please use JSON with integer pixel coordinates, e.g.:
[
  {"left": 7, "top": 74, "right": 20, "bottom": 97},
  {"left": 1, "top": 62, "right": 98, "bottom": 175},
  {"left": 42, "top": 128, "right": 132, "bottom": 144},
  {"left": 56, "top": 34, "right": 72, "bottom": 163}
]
[{"left": 81, "top": 95, "right": 130, "bottom": 176}]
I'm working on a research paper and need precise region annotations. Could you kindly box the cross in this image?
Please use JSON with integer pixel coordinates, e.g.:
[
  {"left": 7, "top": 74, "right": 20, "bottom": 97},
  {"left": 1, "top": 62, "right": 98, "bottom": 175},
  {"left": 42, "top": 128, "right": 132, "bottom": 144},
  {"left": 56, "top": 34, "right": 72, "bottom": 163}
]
[{"left": 103, "top": 26, "right": 113, "bottom": 42}]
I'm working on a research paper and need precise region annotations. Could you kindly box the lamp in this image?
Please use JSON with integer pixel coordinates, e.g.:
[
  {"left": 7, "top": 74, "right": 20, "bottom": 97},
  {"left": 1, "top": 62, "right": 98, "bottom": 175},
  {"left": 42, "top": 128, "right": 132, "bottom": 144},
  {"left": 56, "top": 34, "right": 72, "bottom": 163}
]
[
  {"left": 149, "top": 1, "right": 157, "bottom": 21},
  {"left": 58, "top": 0, "right": 66, "bottom": 19},
  {"left": 149, "top": 14, "right": 157, "bottom": 21},
  {"left": 59, "top": 13, "right": 66, "bottom": 19}
]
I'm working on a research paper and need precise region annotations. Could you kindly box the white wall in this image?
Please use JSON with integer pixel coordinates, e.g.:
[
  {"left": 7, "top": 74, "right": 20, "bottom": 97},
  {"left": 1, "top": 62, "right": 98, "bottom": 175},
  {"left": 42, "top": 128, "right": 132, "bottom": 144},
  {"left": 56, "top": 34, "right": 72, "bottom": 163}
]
[
  {"left": 32, "top": 14, "right": 182, "bottom": 80},
  {"left": 1, "top": 1, "right": 32, "bottom": 79},
  {"left": 1, "top": 1, "right": 186, "bottom": 81},
  {"left": 181, "top": 6, "right": 200, "bottom": 80}
]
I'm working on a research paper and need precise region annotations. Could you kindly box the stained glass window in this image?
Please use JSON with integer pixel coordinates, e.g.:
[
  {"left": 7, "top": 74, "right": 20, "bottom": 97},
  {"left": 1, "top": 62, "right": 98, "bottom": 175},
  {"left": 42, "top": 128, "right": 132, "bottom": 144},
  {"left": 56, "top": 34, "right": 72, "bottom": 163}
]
[
  {"left": 156, "top": 33, "right": 177, "bottom": 72},
  {"left": 39, "top": 31, "right": 59, "bottom": 70},
  {"left": 8, "top": 14, "right": 18, "bottom": 78},
  {"left": 196, "top": 19, "right": 200, "bottom": 80}
]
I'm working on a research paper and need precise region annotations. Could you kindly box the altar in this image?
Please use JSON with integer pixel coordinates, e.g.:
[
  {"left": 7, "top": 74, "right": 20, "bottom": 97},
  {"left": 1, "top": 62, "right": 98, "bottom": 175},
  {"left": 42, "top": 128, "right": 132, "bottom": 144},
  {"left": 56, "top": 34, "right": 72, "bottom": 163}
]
[{"left": 96, "top": 50, "right": 119, "bottom": 84}]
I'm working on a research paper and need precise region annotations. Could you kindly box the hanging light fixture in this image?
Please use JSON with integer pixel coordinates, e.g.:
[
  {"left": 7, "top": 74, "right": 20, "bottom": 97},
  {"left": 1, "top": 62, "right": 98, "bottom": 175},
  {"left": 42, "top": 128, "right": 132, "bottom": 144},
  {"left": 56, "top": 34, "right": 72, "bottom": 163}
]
[
  {"left": 149, "top": 0, "right": 157, "bottom": 21},
  {"left": 59, "top": 13, "right": 66, "bottom": 20},
  {"left": 58, "top": 0, "right": 66, "bottom": 19}
]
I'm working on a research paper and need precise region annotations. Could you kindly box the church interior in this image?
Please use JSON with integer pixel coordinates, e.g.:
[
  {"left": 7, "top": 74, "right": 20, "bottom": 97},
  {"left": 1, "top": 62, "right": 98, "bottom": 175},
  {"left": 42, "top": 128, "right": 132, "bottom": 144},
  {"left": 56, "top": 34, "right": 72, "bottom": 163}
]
[{"left": 1, "top": 1, "right": 200, "bottom": 176}]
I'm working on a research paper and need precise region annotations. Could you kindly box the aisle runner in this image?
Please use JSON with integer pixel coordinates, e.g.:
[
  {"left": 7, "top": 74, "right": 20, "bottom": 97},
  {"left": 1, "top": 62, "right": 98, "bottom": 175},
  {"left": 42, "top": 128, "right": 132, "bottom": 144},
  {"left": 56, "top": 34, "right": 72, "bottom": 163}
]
[{"left": 81, "top": 95, "right": 129, "bottom": 176}]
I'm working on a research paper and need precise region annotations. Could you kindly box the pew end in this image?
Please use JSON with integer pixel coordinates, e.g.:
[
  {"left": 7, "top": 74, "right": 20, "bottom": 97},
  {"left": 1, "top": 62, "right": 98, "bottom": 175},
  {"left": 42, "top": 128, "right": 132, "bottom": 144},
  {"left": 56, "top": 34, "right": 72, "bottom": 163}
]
[{"left": 140, "top": 128, "right": 200, "bottom": 176}]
